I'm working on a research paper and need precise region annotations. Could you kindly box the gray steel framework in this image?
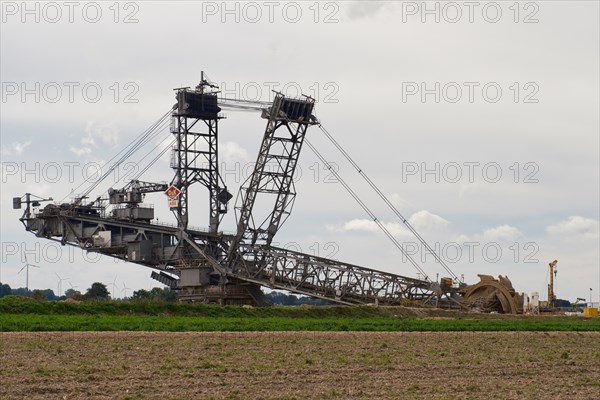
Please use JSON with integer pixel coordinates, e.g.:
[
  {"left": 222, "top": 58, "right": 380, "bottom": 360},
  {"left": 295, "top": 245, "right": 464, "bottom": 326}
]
[
  {"left": 15, "top": 83, "right": 455, "bottom": 307},
  {"left": 232, "top": 244, "right": 431, "bottom": 305},
  {"left": 19, "top": 205, "right": 435, "bottom": 305},
  {"left": 171, "top": 106, "right": 223, "bottom": 233},
  {"left": 229, "top": 94, "right": 316, "bottom": 268}
]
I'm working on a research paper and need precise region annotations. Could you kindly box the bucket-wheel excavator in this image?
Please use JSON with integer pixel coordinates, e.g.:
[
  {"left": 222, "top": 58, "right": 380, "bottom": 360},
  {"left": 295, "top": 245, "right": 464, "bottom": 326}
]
[{"left": 15, "top": 72, "right": 523, "bottom": 312}]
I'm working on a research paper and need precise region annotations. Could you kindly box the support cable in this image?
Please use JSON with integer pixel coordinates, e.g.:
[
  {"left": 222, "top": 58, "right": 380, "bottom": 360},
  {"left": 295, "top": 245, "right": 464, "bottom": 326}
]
[
  {"left": 304, "top": 139, "right": 431, "bottom": 282},
  {"left": 317, "top": 123, "right": 459, "bottom": 283},
  {"left": 132, "top": 137, "right": 177, "bottom": 181},
  {"left": 122, "top": 118, "right": 173, "bottom": 181},
  {"left": 84, "top": 116, "right": 171, "bottom": 196},
  {"left": 65, "top": 109, "right": 172, "bottom": 202}
]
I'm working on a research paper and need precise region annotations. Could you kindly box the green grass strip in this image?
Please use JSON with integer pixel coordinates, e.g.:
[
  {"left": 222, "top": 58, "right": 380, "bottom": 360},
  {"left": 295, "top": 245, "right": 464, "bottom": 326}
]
[{"left": 1, "top": 314, "right": 599, "bottom": 332}]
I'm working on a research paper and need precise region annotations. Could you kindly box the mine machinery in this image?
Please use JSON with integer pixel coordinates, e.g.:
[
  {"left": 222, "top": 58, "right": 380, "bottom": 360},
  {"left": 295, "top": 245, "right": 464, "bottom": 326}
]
[
  {"left": 548, "top": 259, "right": 558, "bottom": 309},
  {"left": 572, "top": 297, "right": 586, "bottom": 311},
  {"left": 14, "top": 72, "right": 523, "bottom": 312}
]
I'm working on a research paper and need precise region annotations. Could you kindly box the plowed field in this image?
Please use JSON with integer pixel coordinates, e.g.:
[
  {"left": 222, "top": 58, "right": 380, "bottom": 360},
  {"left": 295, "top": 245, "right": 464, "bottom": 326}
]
[{"left": 1, "top": 331, "right": 598, "bottom": 399}]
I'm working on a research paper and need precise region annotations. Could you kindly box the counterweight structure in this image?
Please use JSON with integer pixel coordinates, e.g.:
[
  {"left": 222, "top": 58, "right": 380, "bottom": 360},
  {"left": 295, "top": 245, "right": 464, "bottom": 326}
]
[{"left": 15, "top": 75, "right": 522, "bottom": 311}]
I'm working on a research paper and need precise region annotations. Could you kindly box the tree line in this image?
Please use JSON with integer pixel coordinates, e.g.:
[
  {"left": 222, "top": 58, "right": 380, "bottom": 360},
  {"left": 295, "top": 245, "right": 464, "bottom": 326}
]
[
  {"left": 0, "top": 282, "right": 326, "bottom": 305},
  {"left": 0, "top": 281, "right": 175, "bottom": 302},
  {"left": 1, "top": 282, "right": 580, "bottom": 307}
]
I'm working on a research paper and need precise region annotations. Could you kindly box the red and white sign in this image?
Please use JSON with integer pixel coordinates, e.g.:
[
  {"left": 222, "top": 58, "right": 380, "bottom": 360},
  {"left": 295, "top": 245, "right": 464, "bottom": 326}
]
[
  {"left": 168, "top": 199, "right": 178, "bottom": 209},
  {"left": 164, "top": 185, "right": 181, "bottom": 199}
]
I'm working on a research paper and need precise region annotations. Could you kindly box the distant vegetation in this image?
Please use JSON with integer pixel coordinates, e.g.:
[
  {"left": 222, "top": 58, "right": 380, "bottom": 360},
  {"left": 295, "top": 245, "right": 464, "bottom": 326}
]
[
  {"left": 2, "top": 282, "right": 584, "bottom": 309},
  {"left": 1, "top": 295, "right": 599, "bottom": 332},
  {"left": 2, "top": 282, "right": 597, "bottom": 333},
  {"left": 0, "top": 281, "right": 327, "bottom": 305},
  {"left": 0, "top": 295, "right": 367, "bottom": 317},
  {"left": 265, "top": 291, "right": 329, "bottom": 306}
]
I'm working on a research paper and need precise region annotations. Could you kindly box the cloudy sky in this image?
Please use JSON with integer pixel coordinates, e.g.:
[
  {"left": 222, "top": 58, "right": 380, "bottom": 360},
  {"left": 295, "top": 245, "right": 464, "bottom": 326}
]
[{"left": 1, "top": 1, "right": 598, "bottom": 303}]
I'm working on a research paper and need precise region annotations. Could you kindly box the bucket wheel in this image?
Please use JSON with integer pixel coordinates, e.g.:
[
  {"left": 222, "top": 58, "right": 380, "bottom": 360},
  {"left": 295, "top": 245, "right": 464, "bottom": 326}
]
[{"left": 461, "top": 275, "right": 521, "bottom": 314}]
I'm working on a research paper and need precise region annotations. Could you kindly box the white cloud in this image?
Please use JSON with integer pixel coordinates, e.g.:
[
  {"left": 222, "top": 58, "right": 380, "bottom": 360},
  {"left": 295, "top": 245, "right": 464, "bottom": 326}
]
[
  {"left": 80, "top": 121, "right": 120, "bottom": 149},
  {"left": 453, "top": 234, "right": 472, "bottom": 243},
  {"left": 459, "top": 183, "right": 479, "bottom": 198},
  {"left": 390, "top": 193, "right": 411, "bottom": 208},
  {"left": 67, "top": 121, "right": 119, "bottom": 157},
  {"left": 89, "top": 121, "right": 119, "bottom": 147},
  {"left": 482, "top": 225, "right": 523, "bottom": 242},
  {"left": 328, "top": 210, "right": 448, "bottom": 236},
  {"left": 408, "top": 210, "right": 449, "bottom": 231},
  {"left": 158, "top": 137, "right": 175, "bottom": 164},
  {"left": 346, "top": 2, "right": 387, "bottom": 20},
  {"left": 1, "top": 140, "right": 32, "bottom": 156},
  {"left": 69, "top": 146, "right": 92, "bottom": 157},
  {"left": 221, "top": 141, "right": 248, "bottom": 162},
  {"left": 337, "top": 219, "right": 379, "bottom": 233},
  {"left": 327, "top": 218, "right": 410, "bottom": 237},
  {"left": 547, "top": 216, "right": 599, "bottom": 239}
]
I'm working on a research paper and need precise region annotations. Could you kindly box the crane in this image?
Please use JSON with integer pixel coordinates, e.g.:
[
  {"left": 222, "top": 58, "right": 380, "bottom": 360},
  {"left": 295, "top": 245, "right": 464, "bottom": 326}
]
[
  {"left": 107, "top": 180, "right": 169, "bottom": 222},
  {"left": 548, "top": 259, "right": 558, "bottom": 309},
  {"left": 572, "top": 297, "right": 586, "bottom": 311},
  {"left": 14, "top": 72, "right": 522, "bottom": 312}
]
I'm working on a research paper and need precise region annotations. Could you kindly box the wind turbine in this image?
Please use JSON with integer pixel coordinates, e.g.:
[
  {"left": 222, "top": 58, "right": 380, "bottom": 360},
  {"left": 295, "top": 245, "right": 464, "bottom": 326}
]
[
  {"left": 67, "top": 281, "right": 79, "bottom": 296},
  {"left": 18, "top": 254, "right": 40, "bottom": 292},
  {"left": 55, "top": 273, "right": 68, "bottom": 297},
  {"left": 112, "top": 275, "right": 118, "bottom": 299},
  {"left": 122, "top": 281, "right": 132, "bottom": 299}
]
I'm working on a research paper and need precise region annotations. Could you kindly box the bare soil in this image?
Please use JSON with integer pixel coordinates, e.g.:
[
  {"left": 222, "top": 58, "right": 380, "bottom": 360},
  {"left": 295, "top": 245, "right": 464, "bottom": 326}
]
[{"left": 1, "top": 331, "right": 599, "bottom": 399}]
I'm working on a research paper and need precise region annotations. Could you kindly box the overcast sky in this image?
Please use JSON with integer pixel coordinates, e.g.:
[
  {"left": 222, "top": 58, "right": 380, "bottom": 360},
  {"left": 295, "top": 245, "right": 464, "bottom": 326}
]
[{"left": 1, "top": 1, "right": 598, "bottom": 303}]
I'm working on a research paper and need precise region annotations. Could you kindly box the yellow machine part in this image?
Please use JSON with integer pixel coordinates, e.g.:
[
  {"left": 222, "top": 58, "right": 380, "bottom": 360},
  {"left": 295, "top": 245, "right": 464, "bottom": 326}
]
[{"left": 583, "top": 308, "right": 598, "bottom": 317}]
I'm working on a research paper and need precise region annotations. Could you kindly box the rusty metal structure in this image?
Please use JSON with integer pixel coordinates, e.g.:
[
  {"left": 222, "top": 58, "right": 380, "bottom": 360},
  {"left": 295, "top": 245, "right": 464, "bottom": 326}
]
[
  {"left": 461, "top": 275, "right": 523, "bottom": 314},
  {"left": 15, "top": 73, "right": 522, "bottom": 312}
]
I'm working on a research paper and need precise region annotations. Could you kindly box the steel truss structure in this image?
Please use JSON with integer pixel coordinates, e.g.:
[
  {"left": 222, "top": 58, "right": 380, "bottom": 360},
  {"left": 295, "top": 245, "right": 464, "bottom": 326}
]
[
  {"left": 20, "top": 206, "right": 438, "bottom": 305},
  {"left": 171, "top": 85, "right": 227, "bottom": 233},
  {"left": 16, "top": 75, "right": 492, "bottom": 309}
]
